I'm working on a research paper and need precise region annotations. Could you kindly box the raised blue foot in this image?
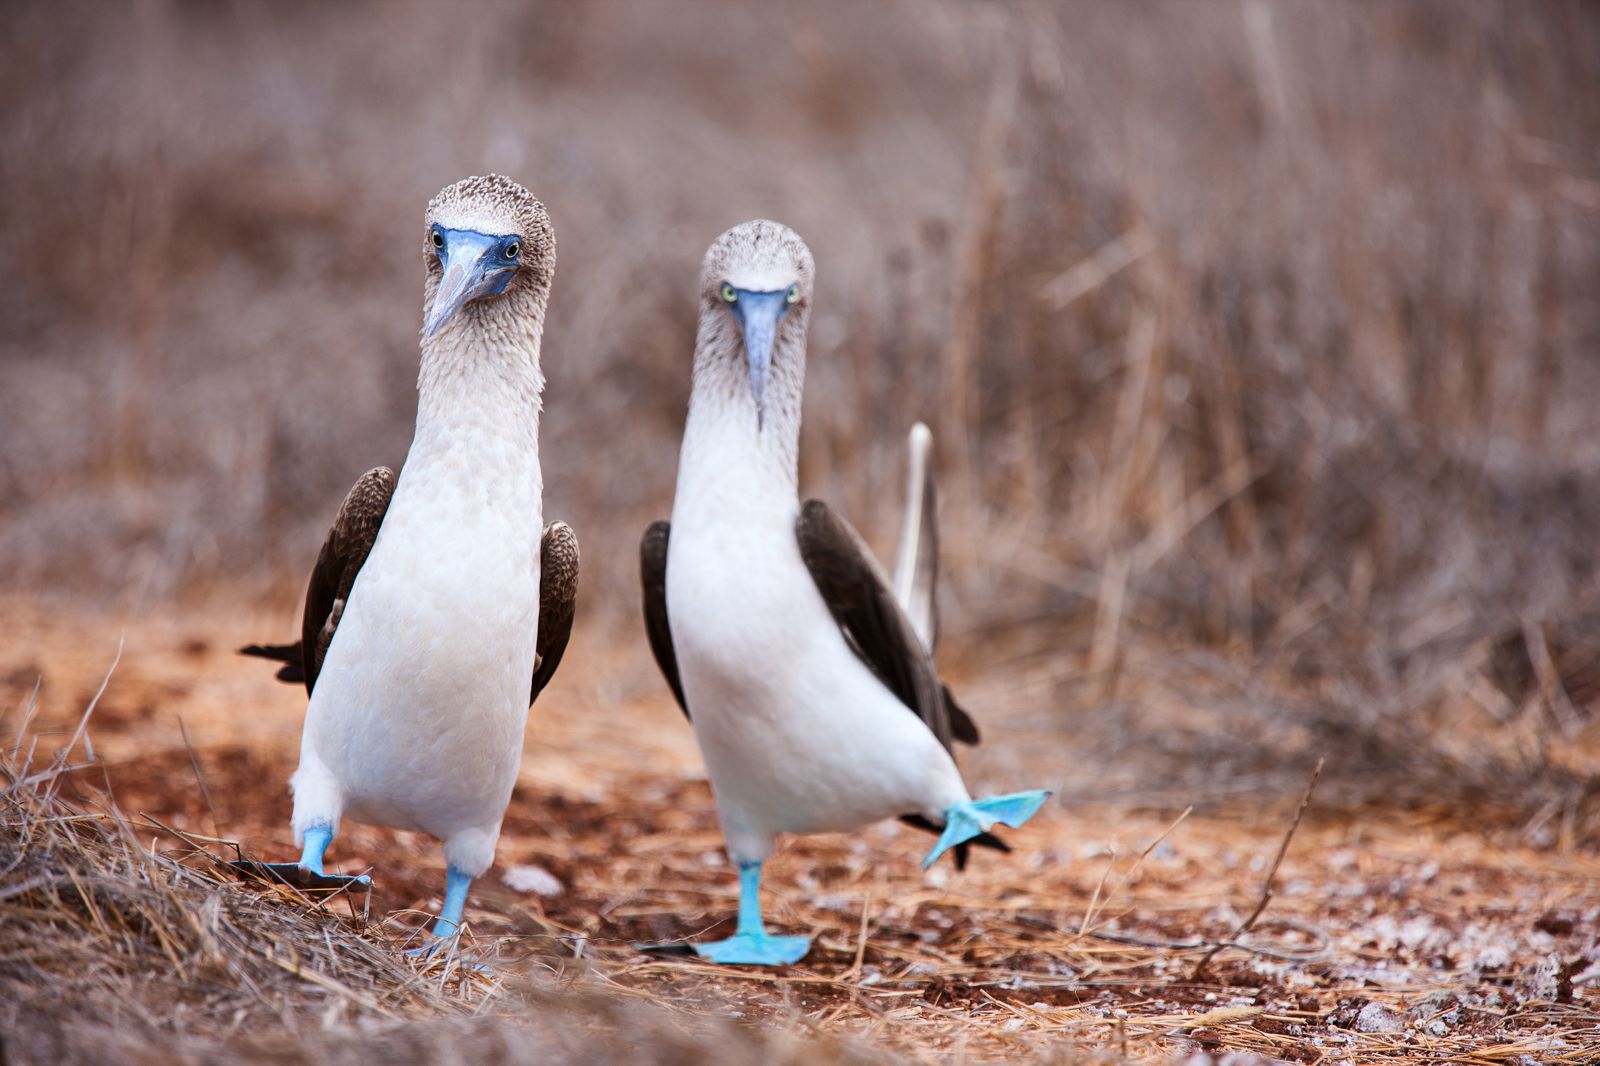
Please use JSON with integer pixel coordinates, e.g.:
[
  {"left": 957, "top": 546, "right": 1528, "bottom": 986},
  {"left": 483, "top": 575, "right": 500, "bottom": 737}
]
[
  {"left": 691, "top": 861, "right": 811, "bottom": 967},
  {"left": 922, "top": 789, "right": 1051, "bottom": 869}
]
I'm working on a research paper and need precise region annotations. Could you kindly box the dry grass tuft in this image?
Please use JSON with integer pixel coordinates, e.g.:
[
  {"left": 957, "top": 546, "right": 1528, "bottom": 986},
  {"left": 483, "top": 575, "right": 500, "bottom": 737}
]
[
  {"left": 0, "top": 709, "right": 466, "bottom": 1054},
  {"left": 0, "top": 688, "right": 923, "bottom": 1065},
  {"left": 3, "top": 622, "right": 1599, "bottom": 1063}
]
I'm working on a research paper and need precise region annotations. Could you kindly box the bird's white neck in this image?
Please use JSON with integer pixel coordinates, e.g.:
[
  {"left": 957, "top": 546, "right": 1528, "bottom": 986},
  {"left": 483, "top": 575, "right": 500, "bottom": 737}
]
[
  {"left": 676, "top": 305, "right": 807, "bottom": 513},
  {"left": 409, "top": 291, "right": 547, "bottom": 469}
]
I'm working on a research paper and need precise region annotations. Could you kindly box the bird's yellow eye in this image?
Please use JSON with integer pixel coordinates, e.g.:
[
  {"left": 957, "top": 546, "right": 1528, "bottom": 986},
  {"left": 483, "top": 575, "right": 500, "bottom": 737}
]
[
  {"left": 431, "top": 230, "right": 445, "bottom": 250},
  {"left": 505, "top": 241, "right": 520, "bottom": 259},
  {"left": 720, "top": 282, "right": 737, "bottom": 303},
  {"left": 786, "top": 284, "right": 800, "bottom": 305}
]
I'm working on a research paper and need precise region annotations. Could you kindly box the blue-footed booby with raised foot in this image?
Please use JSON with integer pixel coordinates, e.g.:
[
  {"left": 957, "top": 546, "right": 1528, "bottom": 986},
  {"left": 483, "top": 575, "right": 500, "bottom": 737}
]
[
  {"left": 639, "top": 221, "right": 1048, "bottom": 967},
  {"left": 239, "top": 175, "right": 579, "bottom": 952}
]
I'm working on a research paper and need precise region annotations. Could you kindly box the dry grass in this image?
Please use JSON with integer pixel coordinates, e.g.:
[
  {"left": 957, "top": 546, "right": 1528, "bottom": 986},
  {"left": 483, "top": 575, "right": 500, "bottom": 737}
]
[
  {"left": 0, "top": 695, "right": 914, "bottom": 1065},
  {"left": 3, "top": 610, "right": 1598, "bottom": 1063}
]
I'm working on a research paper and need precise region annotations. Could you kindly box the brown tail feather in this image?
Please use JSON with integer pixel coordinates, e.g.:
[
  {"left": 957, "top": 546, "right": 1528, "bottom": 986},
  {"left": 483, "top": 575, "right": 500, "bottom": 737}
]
[{"left": 238, "top": 642, "right": 306, "bottom": 684}]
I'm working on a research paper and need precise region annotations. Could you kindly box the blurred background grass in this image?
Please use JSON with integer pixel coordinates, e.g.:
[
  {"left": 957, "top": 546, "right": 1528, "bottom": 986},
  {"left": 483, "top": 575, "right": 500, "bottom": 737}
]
[{"left": 3, "top": 1, "right": 1599, "bottom": 826}]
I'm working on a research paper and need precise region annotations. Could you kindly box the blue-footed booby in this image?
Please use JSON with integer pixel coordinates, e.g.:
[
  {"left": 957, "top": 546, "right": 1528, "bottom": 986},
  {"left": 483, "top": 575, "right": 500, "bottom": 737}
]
[
  {"left": 239, "top": 175, "right": 579, "bottom": 952},
  {"left": 639, "top": 221, "right": 1048, "bottom": 966}
]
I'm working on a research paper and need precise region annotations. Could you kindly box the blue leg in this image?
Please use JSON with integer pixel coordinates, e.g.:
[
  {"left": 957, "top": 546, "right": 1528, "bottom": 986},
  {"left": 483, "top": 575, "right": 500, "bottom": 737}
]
[
  {"left": 431, "top": 865, "right": 473, "bottom": 939},
  {"left": 922, "top": 789, "right": 1052, "bottom": 869},
  {"left": 692, "top": 861, "right": 811, "bottom": 966},
  {"left": 299, "top": 824, "right": 333, "bottom": 876},
  {"left": 291, "top": 821, "right": 371, "bottom": 889},
  {"left": 407, "top": 865, "right": 477, "bottom": 959}
]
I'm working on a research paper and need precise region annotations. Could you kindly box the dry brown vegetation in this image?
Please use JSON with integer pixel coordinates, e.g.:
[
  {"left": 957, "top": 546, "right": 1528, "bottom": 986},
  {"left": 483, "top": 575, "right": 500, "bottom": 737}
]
[
  {"left": 3, "top": 607, "right": 1598, "bottom": 1064},
  {"left": 3, "top": 1, "right": 1600, "bottom": 1063}
]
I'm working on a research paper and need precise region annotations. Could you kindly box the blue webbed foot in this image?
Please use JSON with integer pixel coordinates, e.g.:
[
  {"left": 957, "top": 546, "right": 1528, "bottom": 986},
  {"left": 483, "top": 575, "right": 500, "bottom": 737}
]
[
  {"left": 231, "top": 861, "right": 372, "bottom": 895},
  {"left": 922, "top": 789, "right": 1051, "bottom": 869},
  {"left": 693, "top": 932, "right": 811, "bottom": 966},
  {"left": 228, "top": 822, "right": 371, "bottom": 894},
  {"left": 678, "top": 860, "right": 810, "bottom": 967}
]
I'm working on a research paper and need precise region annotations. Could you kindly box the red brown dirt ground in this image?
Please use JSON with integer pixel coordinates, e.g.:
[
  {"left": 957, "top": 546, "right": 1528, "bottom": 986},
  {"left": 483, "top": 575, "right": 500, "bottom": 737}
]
[{"left": 5, "top": 594, "right": 1598, "bottom": 1063}]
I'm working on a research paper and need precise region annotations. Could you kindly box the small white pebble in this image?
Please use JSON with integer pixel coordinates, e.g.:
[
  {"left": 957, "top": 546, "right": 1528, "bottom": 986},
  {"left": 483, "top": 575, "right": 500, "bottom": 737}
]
[
  {"left": 1355, "top": 1002, "right": 1404, "bottom": 1034},
  {"left": 502, "top": 864, "right": 563, "bottom": 897}
]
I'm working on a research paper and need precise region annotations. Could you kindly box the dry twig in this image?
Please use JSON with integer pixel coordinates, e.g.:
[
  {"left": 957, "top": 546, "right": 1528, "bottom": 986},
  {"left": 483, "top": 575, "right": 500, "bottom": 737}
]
[{"left": 1190, "top": 757, "right": 1323, "bottom": 980}]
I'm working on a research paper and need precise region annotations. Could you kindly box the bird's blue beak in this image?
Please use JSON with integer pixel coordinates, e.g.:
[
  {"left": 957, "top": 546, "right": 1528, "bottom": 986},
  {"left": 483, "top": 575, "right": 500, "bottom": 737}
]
[
  {"left": 424, "top": 228, "right": 519, "bottom": 337},
  {"left": 728, "top": 289, "right": 793, "bottom": 431}
]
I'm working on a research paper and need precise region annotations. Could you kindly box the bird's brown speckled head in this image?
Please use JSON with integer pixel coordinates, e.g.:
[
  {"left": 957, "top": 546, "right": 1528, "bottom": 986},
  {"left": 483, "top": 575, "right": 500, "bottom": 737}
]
[
  {"left": 421, "top": 175, "right": 555, "bottom": 338},
  {"left": 699, "top": 219, "right": 814, "bottom": 309},
  {"left": 426, "top": 175, "right": 554, "bottom": 275},
  {"left": 695, "top": 221, "right": 815, "bottom": 433}
]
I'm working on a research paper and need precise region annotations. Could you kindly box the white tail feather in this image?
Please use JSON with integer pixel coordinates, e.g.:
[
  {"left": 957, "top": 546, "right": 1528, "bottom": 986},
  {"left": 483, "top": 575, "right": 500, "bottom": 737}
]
[{"left": 891, "top": 422, "right": 939, "bottom": 651}]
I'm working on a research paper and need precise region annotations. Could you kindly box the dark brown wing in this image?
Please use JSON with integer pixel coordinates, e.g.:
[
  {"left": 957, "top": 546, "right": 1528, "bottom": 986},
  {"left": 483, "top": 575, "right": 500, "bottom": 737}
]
[
  {"left": 794, "top": 499, "right": 979, "bottom": 750},
  {"left": 797, "top": 498, "right": 990, "bottom": 868},
  {"left": 530, "top": 521, "right": 580, "bottom": 705},
  {"left": 639, "top": 520, "right": 688, "bottom": 717},
  {"left": 297, "top": 467, "right": 397, "bottom": 694}
]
